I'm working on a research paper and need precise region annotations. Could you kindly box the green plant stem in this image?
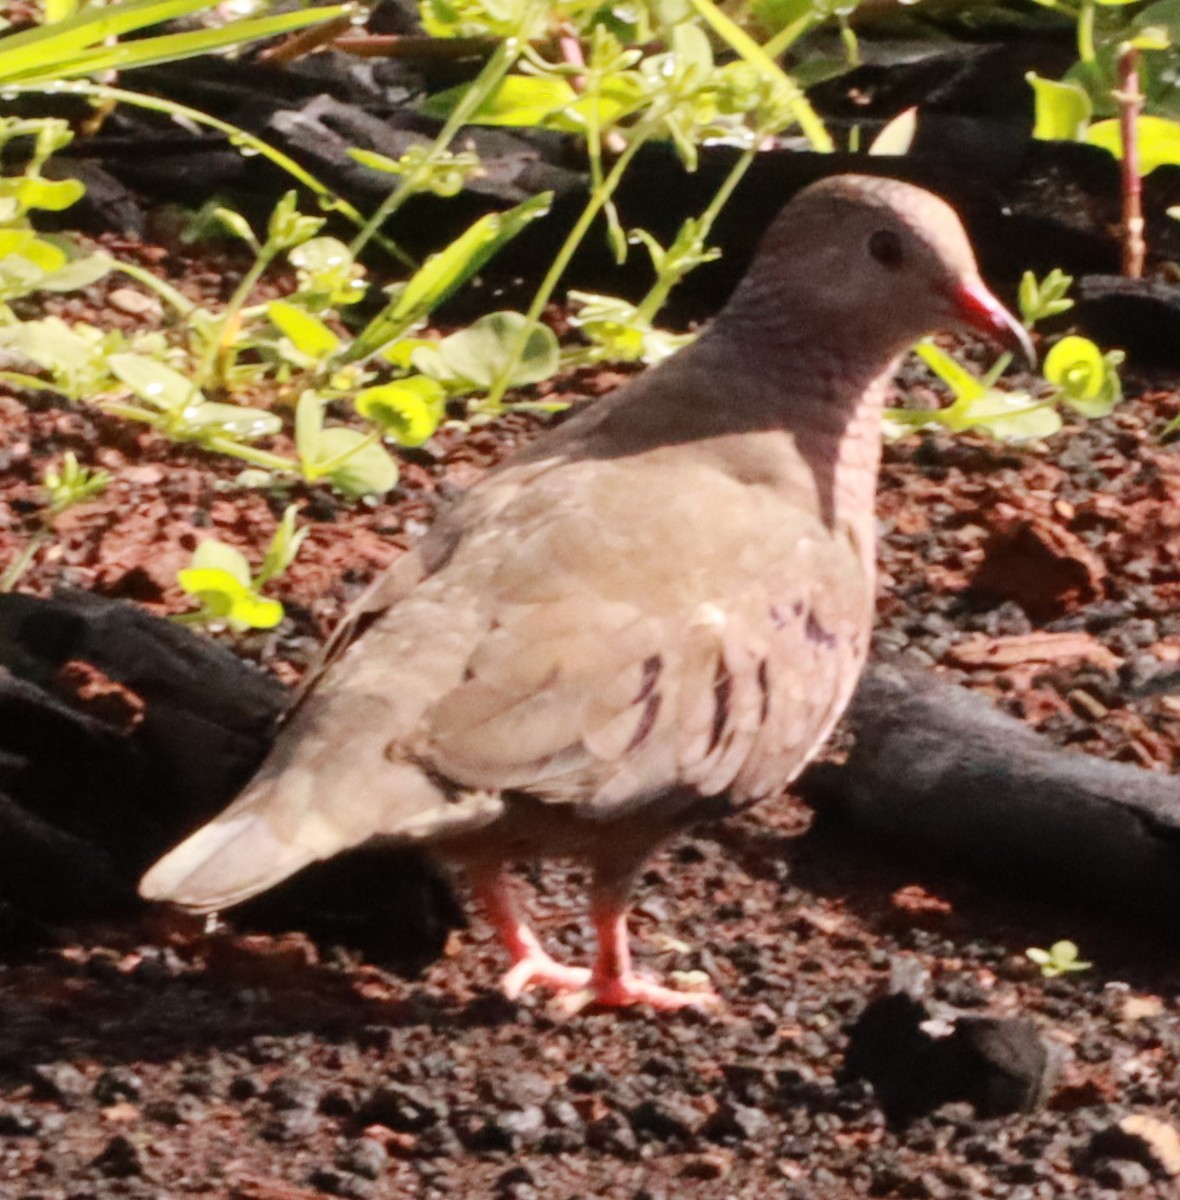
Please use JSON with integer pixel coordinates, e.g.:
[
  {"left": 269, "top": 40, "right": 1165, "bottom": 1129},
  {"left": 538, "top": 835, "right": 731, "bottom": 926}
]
[
  {"left": 687, "top": 0, "right": 832, "bottom": 152},
  {"left": 634, "top": 130, "right": 764, "bottom": 325},
  {"left": 0, "top": 531, "right": 46, "bottom": 593},
  {"left": 7, "top": 80, "right": 411, "bottom": 266},
  {"left": 480, "top": 108, "right": 670, "bottom": 412},
  {"left": 347, "top": 36, "right": 522, "bottom": 260},
  {"left": 0, "top": 370, "right": 71, "bottom": 396},
  {"left": 762, "top": 13, "right": 817, "bottom": 60},
  {"left": 1078, "top": 0, "right": 1096, "bottom": 64},
  {"left": 202, "top": 437, "right": 299, "bottom": 473},
  {"left": 195, "top": 247, "right": 276, "bottom": 392},
  {"left": 115, "top": 260, "right": 196, "bottom": 318}
]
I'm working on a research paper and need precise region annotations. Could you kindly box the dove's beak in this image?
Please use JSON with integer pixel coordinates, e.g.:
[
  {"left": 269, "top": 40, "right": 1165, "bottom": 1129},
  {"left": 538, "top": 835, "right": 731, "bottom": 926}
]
[{"left": 948, "top": 277, "right": 1036, "bottom": 368}]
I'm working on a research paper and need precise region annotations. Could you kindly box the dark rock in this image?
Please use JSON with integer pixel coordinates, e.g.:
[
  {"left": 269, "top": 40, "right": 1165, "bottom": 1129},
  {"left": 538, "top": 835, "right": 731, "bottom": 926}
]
[
  {"left": 628, "top": 1097, "right": 703, "bottom": 1142},
  {"left": 0, "top": 1104, "right": 40, "bottom": 1136},
  {"left": 585, "top": 1111, "right": 639, "bottom": 1158},
  {"left": 29, "top": 1062, "right": 89, "bottom": 1107},
  {"left": 702, "top": 1099, "right": 772, "bottom": 1142},
  {"left": 93, "top": 1134, "right": 142, "bottom": 1178},
  {"left": 843, "top": 964, "right": 1059, "bottom": 1125},
  {"left": 356, "top": 1083, "right": 445, "bottom": 1132},
  {"left": 1091, "top": 1158, "right": 1152, "bottom": 1189},
  {"left": 338, "top": 1137, "right": 388, "bottom": 1180},
  {"left": 93, "top": 1068, "right": 143, "bottom": 1105}
]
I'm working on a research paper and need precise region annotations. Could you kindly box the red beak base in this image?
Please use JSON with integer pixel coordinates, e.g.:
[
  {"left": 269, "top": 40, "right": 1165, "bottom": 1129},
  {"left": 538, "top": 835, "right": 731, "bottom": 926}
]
[{"left": 949, "top": 279, "right": 1036, "bottom": 368}]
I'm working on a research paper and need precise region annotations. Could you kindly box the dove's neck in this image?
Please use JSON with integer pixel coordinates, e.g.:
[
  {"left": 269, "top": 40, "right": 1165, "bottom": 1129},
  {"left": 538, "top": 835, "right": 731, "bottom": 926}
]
[{"left": 686, "top": 320, "right": 901, "bottom": 551}]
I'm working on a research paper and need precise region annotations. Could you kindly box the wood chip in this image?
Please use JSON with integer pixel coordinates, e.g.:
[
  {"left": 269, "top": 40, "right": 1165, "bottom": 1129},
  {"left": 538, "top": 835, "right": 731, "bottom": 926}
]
[
  {"left": 947, "top": 632, "right": 1121, "bottom": 672},
  {"left": 1120, "top": 1113, "right": 1180, "bottom": 1176}
]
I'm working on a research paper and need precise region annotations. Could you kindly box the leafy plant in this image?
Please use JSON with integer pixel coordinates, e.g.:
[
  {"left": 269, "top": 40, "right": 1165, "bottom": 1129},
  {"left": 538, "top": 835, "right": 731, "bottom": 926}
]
[
  {"left": 1026, "top": 939, "right": 1092, "bottom": 978},
  {"left": 177, "top": 504, "right": 306, "bottom": 631},
  {"left": 0, "top": 0, "right": 351, "bottom": 88},
  {"left": 1044, "top": 334, "right": 1125, "bottom": 417},
  {"left": 0, "top": 451, "right": 110, "bottom": 593},
  {"left": 0, "top": 117, "right": 114, "bottom": 319},
  {"left": 1019, "top": 268, "right": 1076, "bottom": 328},
  {"left": 887, "top": 268, "right": 1124, "bottom": 443},
  {"left": 43, "top": 450, "right": 111, "bottom": 514}
]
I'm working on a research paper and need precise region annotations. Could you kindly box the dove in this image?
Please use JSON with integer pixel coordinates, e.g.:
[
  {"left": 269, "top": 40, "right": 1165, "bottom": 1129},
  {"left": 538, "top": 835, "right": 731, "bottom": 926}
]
[{"left": 140, "top": 175, "right": 1031, "bottom": 1011}]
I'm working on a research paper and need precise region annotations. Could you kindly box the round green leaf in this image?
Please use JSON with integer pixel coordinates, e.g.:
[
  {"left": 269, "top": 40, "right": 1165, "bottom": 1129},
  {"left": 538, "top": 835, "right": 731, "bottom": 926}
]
[
  {"left": 1088, "top": 115, "right": 1180, "bottom": 174},
  {"left": 189, "top": 541, "right": 252, "bottom": 586},
  {"left": 186, "top": 403, "right": 282, "bottom": 441},
  {"left": 412, "top": 311, "right": 559, "bottom": 391},
  {"left": 1044, "top": 335, "right": 1105, "bottom": 400},
  {"left": 228, "top": 592, "right": 284, "bottom": 630},
  {"left": 355, "top": 376, "right": 446, "bottom": 446},
  {"left": 314, "top": 428, "right": 399, "bottom": 497}
]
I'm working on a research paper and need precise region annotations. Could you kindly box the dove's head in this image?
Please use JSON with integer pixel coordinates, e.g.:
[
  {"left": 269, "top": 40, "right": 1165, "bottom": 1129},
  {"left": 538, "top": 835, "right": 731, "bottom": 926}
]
[{"left": 720, "top": 174, "right": 1032, "bottom": 367}]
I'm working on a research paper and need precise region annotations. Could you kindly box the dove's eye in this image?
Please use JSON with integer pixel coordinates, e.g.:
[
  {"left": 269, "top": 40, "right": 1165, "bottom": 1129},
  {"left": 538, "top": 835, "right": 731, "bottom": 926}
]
[{"left": 868, "top": 229, "right": 904, "bottom": 269}]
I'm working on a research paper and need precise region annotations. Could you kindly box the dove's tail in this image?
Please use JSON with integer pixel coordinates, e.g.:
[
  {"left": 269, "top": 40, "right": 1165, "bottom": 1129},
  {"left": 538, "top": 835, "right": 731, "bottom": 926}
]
[{"left": 138, "top": 803, "right": 322, "bottom": 914}]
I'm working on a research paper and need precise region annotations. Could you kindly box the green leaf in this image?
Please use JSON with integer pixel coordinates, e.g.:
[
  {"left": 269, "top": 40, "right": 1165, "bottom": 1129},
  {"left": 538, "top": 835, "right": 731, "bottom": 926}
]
[
  {"left": 1045, "top": 335, "right": 1105, "bottom": 400},
  {"left": 915, "top": 341, "right": 985, "bottom": 403},
  {"left": 108, "top": 352, "right": 201, "bottom": 411},
  {"left": 869, "top": 107, "right": 918, "bottom": 156},
  {"left": 0, "top": 316, "right": 107, "bottom": 394},
  {"left": 177, "top": 567, "right": 240, "bottom": 618},
  {"left": 953, "top": 392, "right": 1064, "bottom": 442},
  {"left": 411, "top": 311, "right": 559, "bottom": 391},
  {"left": 0, "top": 1, "right": 353, "bottom": 86},
  {"left": 36, "top": 250, "right": 114, "bottom": 293},
  {"left": 421, "top": 76, "right": 579, "bottom": 127},
  {"left": 268, "top": 300, "right": 341, "bottom": 359},
  {"left": 355, "top": 376, "right": 447, "bottom": 446},
  {"left": 0, "top": 175, "right": 85, "bottom": 212},
  {"left": 1027, "top": 73, "right": 1092, "bottom": 142},
  {"left": 1088, "top": 115, "right": 1180, "bottom": 174},
  {"left": 294, "top": 390, "right": 326, "bottom": 465},
  {"left": 258, "top": 504, "right": 308, "bottom": 585},
  {"left": 185, "top": 402, "right": 282, "bottom": 441},
  {"left": 190, "top": 540, "right": 252, "bottom": 586},
  {"left": 348, "top": 193, "right": 552, "bottom": 361},
  {"left": 313, "top": 428, "right": 399, "bottom": 497}
]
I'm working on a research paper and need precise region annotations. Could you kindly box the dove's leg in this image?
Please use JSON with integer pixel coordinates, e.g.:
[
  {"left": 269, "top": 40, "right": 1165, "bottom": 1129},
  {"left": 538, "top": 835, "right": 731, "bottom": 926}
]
[
  {"left": 584, "top": 887, "right": 720, "bottom": 1011},
  {"left": 470, "top": 867, "right": 590, "bottom": 999},
  {"left": 537, "top": 853, "right": 720, "bottom": 1013}
]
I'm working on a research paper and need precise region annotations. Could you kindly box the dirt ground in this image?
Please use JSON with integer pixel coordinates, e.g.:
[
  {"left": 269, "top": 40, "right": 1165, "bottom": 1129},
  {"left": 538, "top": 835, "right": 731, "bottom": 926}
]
[{"left": 4, "top": 235, "right": 1180, "bottom": 1199}]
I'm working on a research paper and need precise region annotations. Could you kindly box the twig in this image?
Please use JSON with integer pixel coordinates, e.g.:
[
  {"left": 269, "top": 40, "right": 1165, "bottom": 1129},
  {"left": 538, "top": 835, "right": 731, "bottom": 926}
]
[
  {"left": 258, "top": 14, "right": 354, "bottom": 65},
  {"left": 1117, "top": 43, "right": 1145, "bottom": 279}
]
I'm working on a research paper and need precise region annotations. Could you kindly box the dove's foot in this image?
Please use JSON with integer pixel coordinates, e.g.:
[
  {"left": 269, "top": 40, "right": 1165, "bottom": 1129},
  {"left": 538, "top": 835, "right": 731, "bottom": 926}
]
[
  {"left": 589, "top": 971, "right": 720, "bottom": 1011},
  {"left": 554, "top": 896, "right": 723, "bottom": 1014},
  {"left": 500, "top": 953, "right": 591, "bottom": 1000},
  {"left": 472, "top": 868, "right": 589, "bottom": 1000},
  {"left": 549, "top": 970, "right": 721, "bottom": 1015}
]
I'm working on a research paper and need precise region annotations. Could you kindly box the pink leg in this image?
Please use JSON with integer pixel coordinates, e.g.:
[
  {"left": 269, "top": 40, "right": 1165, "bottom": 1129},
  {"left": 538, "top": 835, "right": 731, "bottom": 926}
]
[
  {"left": 581, "top": 892, "right": 722, "bottom": 1012},
  {"left": 470, "top": 868, "right": 590, "bottom": 1000}
]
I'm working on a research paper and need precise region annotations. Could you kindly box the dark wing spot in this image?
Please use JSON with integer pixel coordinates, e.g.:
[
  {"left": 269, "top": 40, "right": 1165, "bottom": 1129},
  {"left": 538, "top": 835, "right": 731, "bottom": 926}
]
[
  {"left": 805, "top": 609, "right": 838, "bottom": 650},
  {"left": 707, "top": 661, "right": 732, "bottom": 755},
  {"left": 634, "top": 654, "right": 662, "bottom": 703},
  {"left": 757, "top": 658, "right": 770, "bottom": 724},
  {"left": 626, "top": 691, "right": 662, "bottom": 753},
  {"left": 770, "top": 604, "right": 788, "bottom": 629}
]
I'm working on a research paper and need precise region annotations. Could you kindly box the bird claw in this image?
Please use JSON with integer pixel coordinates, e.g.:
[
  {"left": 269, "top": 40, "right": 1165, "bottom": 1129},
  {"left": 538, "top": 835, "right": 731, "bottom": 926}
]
[
  {"left": 499, "top": 953, "right": 591, "bottom": 1001},
  {"left": 548, "top": 972, "right": 724, "bottom": 1017}
]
